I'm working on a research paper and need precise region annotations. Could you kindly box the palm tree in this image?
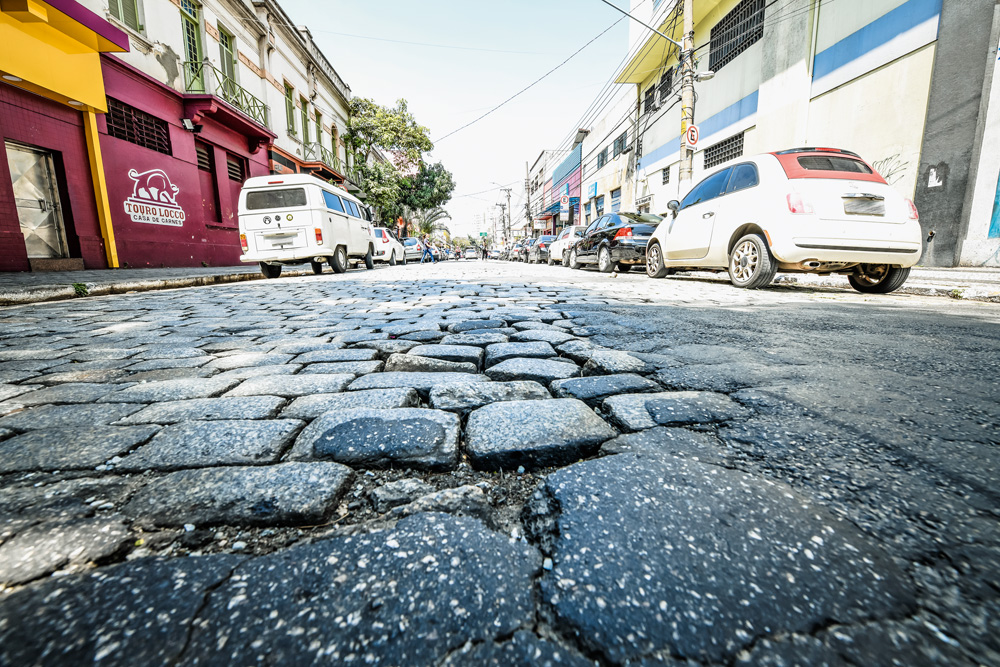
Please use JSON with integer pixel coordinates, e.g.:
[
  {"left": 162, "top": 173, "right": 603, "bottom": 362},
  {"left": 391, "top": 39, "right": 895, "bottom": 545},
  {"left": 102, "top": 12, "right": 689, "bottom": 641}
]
[{"left": 415, "top": 207, "right": 451, "bottom": 238}]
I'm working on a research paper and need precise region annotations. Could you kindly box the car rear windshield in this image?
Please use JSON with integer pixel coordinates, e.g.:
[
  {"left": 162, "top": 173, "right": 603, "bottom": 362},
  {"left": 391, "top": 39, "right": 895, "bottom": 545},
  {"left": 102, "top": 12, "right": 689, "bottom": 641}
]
[
  {"left": 245, "top": 188, "right": 307, "bottom": 210},
  {"left": 797, "top": 156, "right": 873, "bottom": 173},
  {"left": 403, "top": 238, "right": 418, "bottom": 245},
  {"left": 538, "top": 236, "right": 556, "bottom": 242}
]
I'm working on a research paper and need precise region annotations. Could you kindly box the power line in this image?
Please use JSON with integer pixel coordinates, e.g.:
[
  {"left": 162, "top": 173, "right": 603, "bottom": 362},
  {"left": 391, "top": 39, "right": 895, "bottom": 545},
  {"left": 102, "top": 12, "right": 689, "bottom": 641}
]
[
  {"left": 308, "top": 29, "right": 555, "bottom": 55},
  {"left": 433, "top": 16, "right": 627, "bottom": 143}
]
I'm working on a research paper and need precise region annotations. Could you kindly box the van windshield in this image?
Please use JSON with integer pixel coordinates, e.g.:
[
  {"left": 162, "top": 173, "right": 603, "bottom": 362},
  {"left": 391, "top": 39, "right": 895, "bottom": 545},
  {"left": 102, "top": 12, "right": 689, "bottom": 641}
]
[{"left": 246, "top": 188, "right": 307, "bottom": 210}]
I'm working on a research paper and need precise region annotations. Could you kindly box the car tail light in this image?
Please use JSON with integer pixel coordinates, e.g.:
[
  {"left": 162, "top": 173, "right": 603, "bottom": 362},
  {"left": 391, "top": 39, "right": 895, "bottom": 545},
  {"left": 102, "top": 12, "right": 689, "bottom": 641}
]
[
  {"left": 614, "top": 227, "right": 633, "bottom": 239},
  {"left": 786, "top": 193, "right": 814, "bottom": 214},
  {"left": 314, "top": 228, "right": 323, "bottom": 244},
  {"left": 538, "top": 243, "right": 546, "bottom": 249},
  {"left": 239, "top": 233, "right": 248, "bottom": 252},
  {"left": 905, "top": 198, "right": 919, "bottom": 220}
]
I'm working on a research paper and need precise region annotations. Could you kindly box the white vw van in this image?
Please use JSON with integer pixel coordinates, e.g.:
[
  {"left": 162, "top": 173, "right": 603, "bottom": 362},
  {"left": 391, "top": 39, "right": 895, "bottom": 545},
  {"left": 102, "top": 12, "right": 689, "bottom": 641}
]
[{"left": 238, "top": 174, "right": 375, "bottom": 278}]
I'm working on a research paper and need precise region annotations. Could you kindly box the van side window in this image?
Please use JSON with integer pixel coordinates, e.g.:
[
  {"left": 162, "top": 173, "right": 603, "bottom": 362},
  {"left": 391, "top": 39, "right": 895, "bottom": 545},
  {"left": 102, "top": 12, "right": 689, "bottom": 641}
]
[
  {"left": 345, "top": 200, "right": 361, "bottom": 217},
  {"left": 322, "top": 191, "right": 345, "bottom": 213}
]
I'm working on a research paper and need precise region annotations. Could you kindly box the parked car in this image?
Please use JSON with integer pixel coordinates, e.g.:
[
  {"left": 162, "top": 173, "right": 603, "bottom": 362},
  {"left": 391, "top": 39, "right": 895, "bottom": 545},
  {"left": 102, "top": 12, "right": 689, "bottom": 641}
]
[
  {"left": 372, "top": 227, "right": 405, "bottom": 265},
  {"left": 238, "top": 174, "right": 375, "bottom": 278},
  {"left": 464, "top": 247, "right": 479, "bottom": 259},
  {"left": 508, "top": 242, "right": 523, "bottom": 261},
  {"left": 402, "top": 237, "right": 424, "bottom": 262},
  {"left": 645, "top": 148, "right": 923, "bottom": 292},
  {"left": 568, "top": 212, "right": 660, "bottom": 273},
  {"left": 519, "top": 239, "right": 537, "bottom": 262},
  {"left": 549, "top": 225, "right": 588, "bottom": 266},
  {"left": 527, "top": 235, "right": 557, "bottom": 264},
  {"left": 489, "top": 248, "right": 502, "bottom": 260}
]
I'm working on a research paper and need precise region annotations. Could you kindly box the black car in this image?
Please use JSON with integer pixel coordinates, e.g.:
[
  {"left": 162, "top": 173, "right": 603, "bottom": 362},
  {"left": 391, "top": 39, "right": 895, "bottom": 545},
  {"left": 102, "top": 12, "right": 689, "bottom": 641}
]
[
  {"left": 519, "top": 238, "right": 537, "bottom": 262},
  {"left": 527, "top": 235, "right": 557, "bottom": 264},
  {"left": 569, "top": 212, "right": 662, "bottom": 273}
]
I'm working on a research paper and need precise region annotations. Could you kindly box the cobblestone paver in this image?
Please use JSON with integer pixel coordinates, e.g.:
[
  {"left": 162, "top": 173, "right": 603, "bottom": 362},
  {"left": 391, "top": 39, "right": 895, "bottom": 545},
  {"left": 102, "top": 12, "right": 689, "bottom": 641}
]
[{"left": 0, "top": 261, "right": 997, "bottom": 666}]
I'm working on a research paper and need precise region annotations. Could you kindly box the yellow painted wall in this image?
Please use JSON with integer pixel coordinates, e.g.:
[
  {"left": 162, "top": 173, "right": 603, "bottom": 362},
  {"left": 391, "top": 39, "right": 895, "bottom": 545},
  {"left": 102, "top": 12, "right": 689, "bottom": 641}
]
[
  {"left": 806, "top": 43, "right": 935, "bottom": 197},
  {"left": 0, "top": 11, "right": 107, "bottom": 110}
]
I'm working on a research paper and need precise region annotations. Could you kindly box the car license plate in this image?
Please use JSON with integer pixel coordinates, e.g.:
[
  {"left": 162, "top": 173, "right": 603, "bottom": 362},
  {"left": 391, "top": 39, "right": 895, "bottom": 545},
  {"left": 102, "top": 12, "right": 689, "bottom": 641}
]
[{"left": 844, "top": 199, "right": 885, "bottom": 216}]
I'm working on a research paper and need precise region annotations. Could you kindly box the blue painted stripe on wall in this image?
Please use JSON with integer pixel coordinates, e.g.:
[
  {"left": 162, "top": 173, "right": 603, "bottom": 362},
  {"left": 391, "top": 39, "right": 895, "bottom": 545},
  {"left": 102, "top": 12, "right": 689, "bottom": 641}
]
[
  {"left": 813, "top": 0, "right": 942, "bottom": 80},
  {"left": 553, "top": 145, "right": 582, "bottom": 186},
  {"left": 639, "top": 91, "right": 758, "bottom": 170}
]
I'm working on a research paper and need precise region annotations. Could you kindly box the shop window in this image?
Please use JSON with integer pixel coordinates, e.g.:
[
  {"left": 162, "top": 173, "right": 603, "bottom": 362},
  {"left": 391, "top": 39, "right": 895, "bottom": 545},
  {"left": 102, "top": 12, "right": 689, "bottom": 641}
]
[
  {"left": 708, "top": 0, "right": 765, "bottom": 73},
  {"left": 597, "top": 148, "right": 607, "bottom": 170},
  {"left": 704, "top": 132, "right": 745, "bottom": 169},
  {"left": 284, "top": 83, "right": 296, "bottom": 136},
  {"left": 109, "top": 0, "right": 142, "bottom": 32},
  {"left": 106, "top": 97, "right": 172, "bottom": 156},
  {"left": 300, "top": 97, "right": 310, "bottom": 144},
  {"left": 658, "top": 67, "right": 673, "bottom": 105},
  {"left": 613, "top": 132, "right": 627, "bottom": 158}
]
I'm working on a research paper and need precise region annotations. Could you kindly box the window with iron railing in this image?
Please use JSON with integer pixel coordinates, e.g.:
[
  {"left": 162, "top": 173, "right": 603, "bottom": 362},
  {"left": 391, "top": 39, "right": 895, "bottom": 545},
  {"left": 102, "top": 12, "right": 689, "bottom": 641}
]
[
  {"left": 597, "top": 148, "right": 608, "bottom": 169},
  {"left": 315, "top": 111, "right": 323, "bottom": 151},
  {"left": 643, "top": 86, "right": 655, "bottom": 115},
  {"left": 180, "top": 1, "right": 202, "bottom": 91},
  {"left": 109, "top": 0, "right": 142, "bottom": 32},
  {"left": 106, "top": 97, "right": 172, "bottom": 155},
  {"left": 662, "top": 166, "right": 670, "bottom": 185},
  {"left": 613, "top": 132, "right": 627, "bottom": 157},
  {"left": 218, "top": 27, "right": 237, "bottom": 90},
  {"left": 708, "top": 0, "right": 765, "bottom": 73},
  {"left": 284, "top": 84, "right": 295, "bottom": 135},
  {"left": 704, "top": 132, "right": 745, "bottom": 169},
  {"left": 300, "top": 97, "right": 309, "bottom": 144},
  {"left": 658, "top": 67, "right": 673, "bottom": 105}
]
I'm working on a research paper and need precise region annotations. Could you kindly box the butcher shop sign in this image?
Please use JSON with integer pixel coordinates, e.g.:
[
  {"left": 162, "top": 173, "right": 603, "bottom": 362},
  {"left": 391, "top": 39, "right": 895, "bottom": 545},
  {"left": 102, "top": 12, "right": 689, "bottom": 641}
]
[{"left": 123, "top": 168, "right": 186, "bottom": 226}]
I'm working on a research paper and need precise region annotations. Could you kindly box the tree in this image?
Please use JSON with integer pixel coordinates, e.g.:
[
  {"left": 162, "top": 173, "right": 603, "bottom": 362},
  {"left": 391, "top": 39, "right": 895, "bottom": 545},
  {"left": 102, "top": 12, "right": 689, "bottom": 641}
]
[
  {"left": 415, "top": 207, "right": 451, "bottom": 238},
  {"left": 401, "top": 162, "right": 455, "bottom": 212}
]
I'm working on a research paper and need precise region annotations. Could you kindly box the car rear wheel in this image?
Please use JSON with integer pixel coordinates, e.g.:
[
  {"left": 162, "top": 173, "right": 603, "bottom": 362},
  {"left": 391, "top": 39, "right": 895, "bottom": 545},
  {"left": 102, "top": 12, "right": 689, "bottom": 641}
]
[
  {"left": 562, "top": 250, "right": 569, "bottom": 267},
  {"left": 646, "top": 241, "right": 668, "bottom": 278},
  {"left": 848, "top": 264, "right": 910, "bottom": 294},
  {"left": 728, "top": 234, "right": 777, "bottom": 289},
  {"left": 597, "top": 246, "right": 614, "bottom": 274},
  {"left": 260, "top": 262, "right": 281, "bottom": 279},
  {"left": 330, "top": 247, "right": 348, "bottom": 274},
  {"left": 310, "top": 261, "right": 324, "bottom": 275},
  {"left": 364, "top": 246, "right": 374, "bottom": 270},
  {"left": 547, "top": 255, "right": 554, "bottom": 266},
  {"left": 389, "top": 251, "right": 397, "bottom": 266},
  {"left": 569, "top": 249, "right": 582, "bottom": 270}
]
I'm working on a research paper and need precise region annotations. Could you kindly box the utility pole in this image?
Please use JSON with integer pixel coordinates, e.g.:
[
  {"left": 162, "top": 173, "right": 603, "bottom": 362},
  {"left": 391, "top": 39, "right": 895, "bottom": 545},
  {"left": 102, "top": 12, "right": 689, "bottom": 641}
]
[
  {"left": 524, "top": 162, "right": 533, "bottom": 240},
  {"left": 678, "top": 0, "right": 695, "bottom": 191},
  {"left": 496, "top": 203, "right": 507, "bottom": 244},
  {"left": 505, "top": 187, "right": 513, "bottom": 240}
]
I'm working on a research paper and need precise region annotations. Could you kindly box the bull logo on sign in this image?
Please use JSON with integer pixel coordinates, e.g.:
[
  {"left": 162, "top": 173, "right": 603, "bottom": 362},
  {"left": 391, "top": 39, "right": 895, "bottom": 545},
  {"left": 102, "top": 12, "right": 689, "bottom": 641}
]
[{"left": 127, "top": 168, "right": 180, "bottom": 206}]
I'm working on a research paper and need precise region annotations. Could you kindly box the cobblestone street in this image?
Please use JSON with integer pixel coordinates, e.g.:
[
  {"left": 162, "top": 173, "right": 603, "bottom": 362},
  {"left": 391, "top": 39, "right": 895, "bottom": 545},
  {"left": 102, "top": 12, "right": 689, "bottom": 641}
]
[{"left": 1, "top": 260, "right": 998, "bottom": 666}]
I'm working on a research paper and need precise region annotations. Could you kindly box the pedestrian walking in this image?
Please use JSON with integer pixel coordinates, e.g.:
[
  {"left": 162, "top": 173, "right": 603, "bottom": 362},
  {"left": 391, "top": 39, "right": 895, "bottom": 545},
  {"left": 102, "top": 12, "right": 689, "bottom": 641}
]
[{"left": 420, "top": 235, "right": 436, "bottom": 264}]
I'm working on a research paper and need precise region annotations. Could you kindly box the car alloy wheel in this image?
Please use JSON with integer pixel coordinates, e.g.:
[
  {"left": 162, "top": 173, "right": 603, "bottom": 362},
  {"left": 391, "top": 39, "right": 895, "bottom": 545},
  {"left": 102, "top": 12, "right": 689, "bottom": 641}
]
[
  {"left": 646, "top": 242, "right": 668, "bottom": 278},
  {"left": 598, "top": 246, "right": 613, "bottom": 273},
  {"left": 847, "top": 264, "right": 911, "bottom": 294},
  {"left": 728, "top": 234, "right": 776, "bottom": 289}
]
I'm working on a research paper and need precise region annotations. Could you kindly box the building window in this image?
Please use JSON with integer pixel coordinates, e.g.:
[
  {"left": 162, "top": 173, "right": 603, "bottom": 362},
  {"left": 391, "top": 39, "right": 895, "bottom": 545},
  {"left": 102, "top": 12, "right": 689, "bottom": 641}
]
[
  {"left": 704, "top": 132, "right": 745, "bottom": 169},
  {"left": 643, "top": 86, "right": 655, "bottom": 115},
  {"left": 613, "top": 132, "right": 627, "bottom": 157},
  {"left": 106, "top": 97, "right": 172, "bottom": 155},
  {"left": 611, "top": 188, "right": 621, "bottom": 213},
  {"left": 314, "top": 111, "right": 323, "bottom": 149},
  {"left": 218, "top": 27, "right": 236, "bottom": 87},
  {"left": 109, "top": 0, "right": 141, "bottom": 32},
  {"left": 662, "top": 166, "right": 670, "bottom": 185},
  {"left": 300, "top": 97, "right": 310, "bottom": 144},
  {"left": 597, "top": 148, "right": 608, "bottom": 170},
  {"left": 708, "top": 0, "right": 765, "bottom": 73},
  {"left": 226, "top": 153, "right": 246, "bottom": 181},
  {"left": 180, "top": 1, "right": 202, "bottom": 76},
  {"left": 284, "top": 83, "right": 295, "bottom": 135},
  {"left": 658, "top": 67, "right": 674, "bottom": 105},
  {"left": 595, "top": 195, "right": 605, "bottom": 216}
]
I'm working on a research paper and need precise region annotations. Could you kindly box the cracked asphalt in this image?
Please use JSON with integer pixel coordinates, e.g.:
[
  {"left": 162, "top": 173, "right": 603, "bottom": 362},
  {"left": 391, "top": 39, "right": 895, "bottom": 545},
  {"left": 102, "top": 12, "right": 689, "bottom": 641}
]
[{"left": 0, "top": 259, "right": 997, "bottom": 666}]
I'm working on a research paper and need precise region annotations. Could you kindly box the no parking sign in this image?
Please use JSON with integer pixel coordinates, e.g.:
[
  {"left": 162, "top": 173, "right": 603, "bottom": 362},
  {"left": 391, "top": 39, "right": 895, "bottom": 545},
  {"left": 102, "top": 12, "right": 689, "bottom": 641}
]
[{"left": 684, "top": 124, "right": 699, "bottom": 150}]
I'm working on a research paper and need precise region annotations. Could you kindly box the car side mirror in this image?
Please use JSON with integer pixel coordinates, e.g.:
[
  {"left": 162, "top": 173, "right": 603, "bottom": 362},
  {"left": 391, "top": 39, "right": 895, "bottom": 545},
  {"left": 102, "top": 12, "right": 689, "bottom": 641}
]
[{"left": 666, "top": 200, "right": 680, "bottom": 217}]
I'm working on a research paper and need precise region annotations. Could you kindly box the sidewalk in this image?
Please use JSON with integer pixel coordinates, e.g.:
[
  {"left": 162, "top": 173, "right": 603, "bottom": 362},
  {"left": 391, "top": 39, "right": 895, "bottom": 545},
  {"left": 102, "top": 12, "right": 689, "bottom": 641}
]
[{"left": 0, "top": 263, "right": 997, "bottom": 306}]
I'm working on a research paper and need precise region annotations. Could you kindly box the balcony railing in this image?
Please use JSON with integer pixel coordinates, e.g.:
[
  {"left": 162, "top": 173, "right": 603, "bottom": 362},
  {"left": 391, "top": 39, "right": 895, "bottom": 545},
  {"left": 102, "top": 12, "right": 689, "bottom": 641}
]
[
  {"left": 304, "top": 142, "right": 365, "bottom": 187},
  {"left": 182, "top": 60, "right": 269, "bottom": 128}
]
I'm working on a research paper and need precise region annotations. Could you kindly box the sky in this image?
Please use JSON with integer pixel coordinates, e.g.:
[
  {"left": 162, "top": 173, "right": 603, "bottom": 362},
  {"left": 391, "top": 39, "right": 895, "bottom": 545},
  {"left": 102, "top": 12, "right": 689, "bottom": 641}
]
[{"left": 277, "top": 0, "right": 634, "bottom": 240}]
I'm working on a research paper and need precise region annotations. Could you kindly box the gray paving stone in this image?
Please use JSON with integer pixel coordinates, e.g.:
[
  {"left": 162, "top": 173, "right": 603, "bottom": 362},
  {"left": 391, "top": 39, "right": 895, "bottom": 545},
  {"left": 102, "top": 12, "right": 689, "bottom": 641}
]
[
  {"left": 332, "top": 331, "right": 388, "bottom": 343},
  {"left": 441, "top": 630, "right": 594, "bottom": 667},
  {"left": 0, "top": 425, "right": 159, "bottom": 473},
  {"left": 511, "top": 321, "right": 563, "bottom": 331},
  {"left": 351, "top": 339, "right": 421, "bottom": 355},
  {"left": 124, "top": 368, "right": 215, "bottom": 383},
  {"left": 29, "top": 368, "right": 130, "bottom": 384},
  {"left": 371, "top": 478, "right": 434, "bottom": 513},
  {"left": 1, "top": 382, "right": 130, "bottom": 408},
  {"left": 298, "top": 360, "right": 384, "bottom": 375},
  {"left": 295, "top": 348, "right": 378, "bottom": 363},
  {"left": 0, "top": 518, "right": 131, "bottom": 586},
  {"left": 126, "top": 357, "right": 210, "bottom": 372},
  {"left": 466, "top": 398, "right": 615, "bottom": 471},
  {"left": 509, "top": 329, "right": 578, "bottom": 345},
  {"left": 224, "top": 373, "right": 353, "bottom": 398},
  {"left": 378, "top": 321, "right": 442, "bottom": 336},
  {"left": 281, "top": 388, "right": 420, "bottom": 419},
  {"left": 185, "top": 514, "right": 539, "bottom": 665},
  {"left": 484, "top": 341, "right": 556, "bottom": 367},
  {"left": 117, "top": 420, "right": 303, "bottom": 470},
  {"left": 555, "top": 339, "right": 597, "bottom": 363},
  {"left": 123, "top": 462, "right": 353, "bottom": 528},
  {"left": 204, "top": 352, "right": 295, "bottom": 371},
  {"left": 601, "top": 426, "right": 730, "bottom": 465},
  {"left": 269, "top": 341, "right": 343, "bottom": 355},
  {"left": 408, "top": 344, "right": 484, "bottom": 367},
  {"left": 550, "top": 373, "right": 661, "bottom": 405},
  {"left": 582, "top": 350, "right": 652, "bottom": 376},
  {"left": 291, "top": 408, "right": 459, "bottom": 471},
  {"left": 115, "top": 396, "right": 285, "bottom": 425},
  {"left": 654, "top": 362, "right": 802, "bottom": 393},
  {"left": 0, "top": 371, "right": 39, "bottom": 384},
  {"left": 602, "top": 391, "right": 749, "bottom": 431},
  {"left": 348, "top": 371, "right": 491, "bottom": 395},
  {"left": 99, "top": 377, "right": 239, "bottom": 403},
  {"left": 390, "top": 484, "right": 493, "bottom": 525},
  {"left": 0, "top": 403, "right": 144, "bottom": 431},
  {"left": 447, "top": 319, "right": 507, "bottom": 333},
  {"left": 531, "top": 453, "right": 914, "bottom": 663},
  {"left": 0, "top": 383, "right": 41, "bottom": 403},
  {"left": 210, "top": 364, "right": 303, "bottom": 381},
  {"left": 438, "top": 331, "right": 509, "bottom": 347},
  {"left": 484, "top": 358, "right": 579, "bottom": 384},
  {"left": 400, "top": 330, "right": 446, "bottom": 342},
  {"left": 429, "top": 380, "right": 551, "bottom": 412},
  {"left": 383, "top": 353, "right": 478, "bottom": 374},
  {"left": 0, "top": 556, "right": 243, "bottom": 666}
]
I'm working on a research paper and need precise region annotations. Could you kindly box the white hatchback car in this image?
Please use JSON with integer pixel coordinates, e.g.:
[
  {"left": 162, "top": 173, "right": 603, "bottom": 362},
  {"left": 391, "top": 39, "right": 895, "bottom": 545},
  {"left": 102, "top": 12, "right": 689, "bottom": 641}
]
[
  {"left": 372, "top": 227, "right": 405, "bottom": 265},
  {"left": 549, "top": 225, "right": 588, "bottom": 266},
  {"left": 645, "top": 148, "right": 923, "bottom": 293}
]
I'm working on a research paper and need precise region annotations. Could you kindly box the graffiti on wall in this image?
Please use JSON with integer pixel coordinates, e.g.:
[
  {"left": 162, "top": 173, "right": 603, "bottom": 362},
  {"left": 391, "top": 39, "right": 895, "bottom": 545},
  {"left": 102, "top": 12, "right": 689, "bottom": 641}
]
[
  {"left": 989, "top": 172, "right": 1000, "bottom": 239},
  {"left": 871, "top": 154, "right": 910, "bottom": 186},
  {"left": 123, "top": 168, "right": 186, "bottom": 227}
]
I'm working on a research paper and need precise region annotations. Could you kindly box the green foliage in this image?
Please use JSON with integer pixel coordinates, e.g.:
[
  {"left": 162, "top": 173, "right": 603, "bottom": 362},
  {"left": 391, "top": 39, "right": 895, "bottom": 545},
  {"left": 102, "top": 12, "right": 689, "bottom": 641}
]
[
  {"left": 71, "top": 283, "right": 89, "bottom": 297},
  {"left": 347, "top": 98, "right": 433, "bottom": 170},
  {"left": 357, "top": 160, "right": 404, "bottom": 222},
  {"left": 401, "top": 162, "right": 455, "bottom": 212},
  {"left": 415, "top": 207, "right": 451, "bottom": 238}
]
